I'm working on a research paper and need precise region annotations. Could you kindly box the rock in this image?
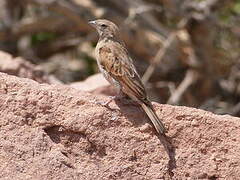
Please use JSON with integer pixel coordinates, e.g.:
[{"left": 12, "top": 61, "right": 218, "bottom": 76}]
[
  {"left": 0, "top": 51, "right": 62, "bottom": 84},
  {"left": 70, "top": 73, "right": 112, "bottom": 94},
  {"left": 0, "top": 72, "right": 240, "bottom": 179},
  {"left": 70, "top": 73, "right": 115, "bottom": 96}
]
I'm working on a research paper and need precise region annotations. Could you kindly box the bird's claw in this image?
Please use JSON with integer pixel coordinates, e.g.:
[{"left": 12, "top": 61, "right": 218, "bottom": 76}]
[{"left": 95, "top": 96, "right": 118, "bottom": 107}]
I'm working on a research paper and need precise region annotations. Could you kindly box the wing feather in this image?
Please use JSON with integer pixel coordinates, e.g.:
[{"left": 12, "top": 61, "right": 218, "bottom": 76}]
[{"left": 98, "top": 43, "right": 147, "bottom": 102}]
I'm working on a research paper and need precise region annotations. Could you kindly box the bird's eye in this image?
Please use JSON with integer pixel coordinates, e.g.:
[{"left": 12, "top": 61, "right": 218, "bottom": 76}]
[{"left": 101, "top": 24, "right": 107, "bottom": 28}]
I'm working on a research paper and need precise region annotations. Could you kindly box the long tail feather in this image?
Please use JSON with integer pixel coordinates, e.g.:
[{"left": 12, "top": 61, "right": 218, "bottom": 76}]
[{"left": 141, "top": 103, "right": 166, "bottom": 134}]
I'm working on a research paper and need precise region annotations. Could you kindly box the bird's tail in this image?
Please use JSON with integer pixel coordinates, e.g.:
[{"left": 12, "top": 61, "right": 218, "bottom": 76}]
[{"left": 141, "top": 103, "right": 166, "bottom": 134}]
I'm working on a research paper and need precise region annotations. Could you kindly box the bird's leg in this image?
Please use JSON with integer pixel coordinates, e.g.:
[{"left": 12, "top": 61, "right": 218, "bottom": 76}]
[
  {"left": 98, "top": 96, "right": 117, "bottom": 107},
  {"left": 116, "top": 89, "right": 139, "bottom": 106},
  {"left": 95, "top": 86, "right": 137, "bottom": 107},
  {"left": 116, "top": 88, "right": 127, "bottom": 99},
  {"left": 96, "top": 86, "right": 124, "bottom": 107}
]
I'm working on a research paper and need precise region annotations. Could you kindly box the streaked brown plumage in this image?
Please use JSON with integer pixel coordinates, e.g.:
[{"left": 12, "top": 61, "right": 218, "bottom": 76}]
[{"left": 89, "top": 19, "right": 166, "bottom": 134}]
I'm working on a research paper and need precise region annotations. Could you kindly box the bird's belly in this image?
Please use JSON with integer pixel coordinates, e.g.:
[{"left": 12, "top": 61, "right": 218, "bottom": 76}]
[{"left": 98, "top": 65, "right": 121, "bottom": 91}]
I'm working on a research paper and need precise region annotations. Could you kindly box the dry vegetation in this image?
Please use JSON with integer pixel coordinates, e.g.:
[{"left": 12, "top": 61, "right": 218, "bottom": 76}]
[{"left": 0, "top": 0, "right": 240, "bottom": 116}]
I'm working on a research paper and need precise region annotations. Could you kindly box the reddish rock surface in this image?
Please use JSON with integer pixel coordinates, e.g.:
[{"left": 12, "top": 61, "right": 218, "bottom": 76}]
[
  {"left": 70, "top": 73, "right": 115, "bottom": 96},
  {"left": 0, "top": 72, "right": 240, "bottom": 179},
  {"left": 70, "top": 73, "right": 110, "bottom": 91},
  {"left": 0, "top": 51, "right": 61, "bottom": 84}
]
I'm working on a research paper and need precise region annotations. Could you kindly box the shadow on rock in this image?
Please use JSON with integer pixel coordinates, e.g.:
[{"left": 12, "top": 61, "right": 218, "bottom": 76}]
[{"left": 113, "top": 98, "right": 177, "bottom": 176}]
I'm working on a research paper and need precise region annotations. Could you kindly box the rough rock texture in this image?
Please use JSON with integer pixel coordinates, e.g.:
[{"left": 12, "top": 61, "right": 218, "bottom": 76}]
[
  {"left": 70, "top": 73, "right": 109, "bottom": 91},
  {"left": 0, "top": 72, "right": 240, "bottom": 180},
  {"left": 70, "top": 73, "right": 115, "bottom": 96},
  {"left": 0, "top": 51, "right": 61, "bottom": 84}
]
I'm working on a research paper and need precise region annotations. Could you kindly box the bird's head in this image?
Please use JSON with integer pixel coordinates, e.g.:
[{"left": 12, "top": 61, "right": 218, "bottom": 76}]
[{"left": 88, "top": 19, "right": 119, "bottom": 38}]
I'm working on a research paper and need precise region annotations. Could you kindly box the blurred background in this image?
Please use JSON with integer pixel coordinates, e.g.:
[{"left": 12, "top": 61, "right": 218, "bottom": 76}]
[{"left": 0, "top": 0, "right": 239, "bottom": 116}]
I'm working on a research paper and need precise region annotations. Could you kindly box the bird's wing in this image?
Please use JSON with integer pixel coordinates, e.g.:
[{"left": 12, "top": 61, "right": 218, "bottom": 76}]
[{"left": 98, "top": 42, "right": 147, "bottom": 102}]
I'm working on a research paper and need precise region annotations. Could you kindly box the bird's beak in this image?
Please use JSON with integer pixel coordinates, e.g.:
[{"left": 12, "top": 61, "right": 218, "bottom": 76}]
[{"left": 88, "top": 20, "right": 96, "bottom": 27}]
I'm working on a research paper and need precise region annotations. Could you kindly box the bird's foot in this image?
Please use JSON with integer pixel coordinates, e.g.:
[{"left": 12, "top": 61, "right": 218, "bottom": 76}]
[
  {"left": 92, "top": 94, "right": 138, "bottom": 108},
  {"left": 95, "top": 96, "right": 120, "bottom": 107}
]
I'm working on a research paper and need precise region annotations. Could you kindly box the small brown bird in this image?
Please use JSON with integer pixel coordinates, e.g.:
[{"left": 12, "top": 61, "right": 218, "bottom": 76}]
[{"left": 89, "top": 19, "right": 166, "bottom": 134}]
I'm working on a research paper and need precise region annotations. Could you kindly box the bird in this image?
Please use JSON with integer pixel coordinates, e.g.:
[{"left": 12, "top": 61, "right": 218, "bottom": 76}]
[{"left": 89, "top": 19, "right": 166, "bottom": 134}]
